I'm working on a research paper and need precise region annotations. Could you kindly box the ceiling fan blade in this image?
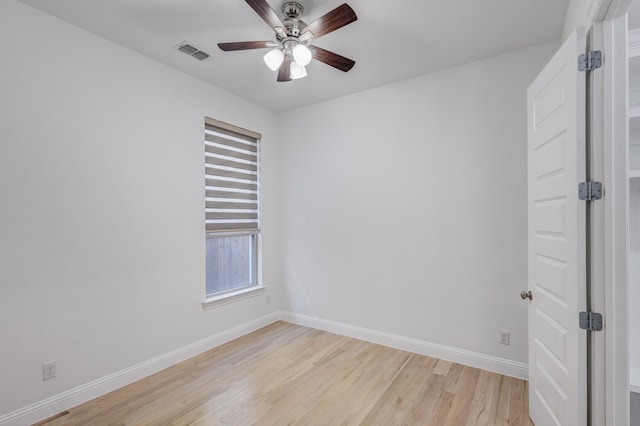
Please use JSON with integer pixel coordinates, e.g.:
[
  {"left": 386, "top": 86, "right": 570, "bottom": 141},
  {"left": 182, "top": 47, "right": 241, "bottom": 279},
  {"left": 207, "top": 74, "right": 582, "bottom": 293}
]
[
  {"left": 245, "top": 0, "right": 286, "bottom": 35},
  {"left": 218, "top": 41, "right": 278, "bottom": 51},
  {"left": 310, "top": 46, "right": 355, "bottom": 72},
  {"left": 277, "top": 55, "right": 292, "bottom": 82},
  {"left": 300, "top": 3, "right": 357, "bottom": 40}
]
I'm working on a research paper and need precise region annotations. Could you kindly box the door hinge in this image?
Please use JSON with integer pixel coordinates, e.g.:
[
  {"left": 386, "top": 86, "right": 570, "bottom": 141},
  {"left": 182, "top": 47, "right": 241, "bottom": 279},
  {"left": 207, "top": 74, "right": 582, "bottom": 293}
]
[
  {"left": 578, "top": 181, "right": 602, "bottom": 201},
  {"left": 579, "top": 311, "right": 603, "bottom": 331},
  {"left": 578, "top": 50, "right": 602, "bottom": 72}
]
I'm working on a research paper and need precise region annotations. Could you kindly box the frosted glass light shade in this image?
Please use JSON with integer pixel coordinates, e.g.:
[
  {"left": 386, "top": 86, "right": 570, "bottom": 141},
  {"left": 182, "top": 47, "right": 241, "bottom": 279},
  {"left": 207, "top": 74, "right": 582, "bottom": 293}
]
[
  {"left": 290, "top": 61, "right": 307, "bottom": 79},
  {"left": 292, "top": 44, "right": 312, "bottom": 66},
  {"left": 263, "top": 48, "right": 284, "bottom": 71}
]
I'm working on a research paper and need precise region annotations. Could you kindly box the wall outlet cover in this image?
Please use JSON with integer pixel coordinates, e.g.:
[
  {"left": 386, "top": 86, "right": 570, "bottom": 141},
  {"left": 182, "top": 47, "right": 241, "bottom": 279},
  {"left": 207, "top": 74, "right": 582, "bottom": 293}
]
[{"left": 43, "top": 361, "right": 57, "bottom": 381}]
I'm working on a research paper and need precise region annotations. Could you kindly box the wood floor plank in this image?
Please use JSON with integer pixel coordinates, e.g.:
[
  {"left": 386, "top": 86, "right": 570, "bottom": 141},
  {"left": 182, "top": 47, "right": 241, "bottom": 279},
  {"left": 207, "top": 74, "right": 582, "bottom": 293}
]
[
  {"left": 432, "top": 359, "right": 453, "bottom": 376},
  {"left": 493, "top": 375, "right": 513, "bottom": 425},
  {"left": 443, "top": 366, "right": 481, "bottom": 425},
  {"left": 38, "top": 322, "right": 531, "bottom": 425},
  {"left": 465, "top": 400, "right": 491, "bottom": 426},
  {"left": 440, "top": 361, "right": 466, "bottom": 397},
  {"left": 429, "top": 391, "right": 457, "bottom": 425},
  {"left": 406, "top": 371, "right": 445, "bottom": 423},
  {"left": 508, "top": 376, "right": 533, "bottom": 425},
  {"left": 466, "top": 369, "right": 501, "bottom": 425},
  {"left": 360, "top": 354, "right": 435, "bottom": 424},
  {"left": 331, "top": 345, "right": 415, "bottom": 425}
]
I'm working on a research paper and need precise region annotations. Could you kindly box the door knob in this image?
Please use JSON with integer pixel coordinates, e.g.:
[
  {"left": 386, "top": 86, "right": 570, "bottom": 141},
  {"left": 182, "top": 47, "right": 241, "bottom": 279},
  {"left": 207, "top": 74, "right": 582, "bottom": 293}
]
[{"left": 520, "top": 290, "right": 533, "bottom": 301}]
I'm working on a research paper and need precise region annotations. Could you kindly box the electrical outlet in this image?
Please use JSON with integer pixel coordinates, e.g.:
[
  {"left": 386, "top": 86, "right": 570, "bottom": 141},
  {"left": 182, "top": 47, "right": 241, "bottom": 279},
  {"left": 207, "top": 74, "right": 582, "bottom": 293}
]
[
  {"left": 43, "top": 361, "right": 57, "bottom": 381},
  {"left": 500, "top": 330, "right": 510, "bottom": 346},
  {"left": 266, "top": 295, "right": 271, "bottom": 305}
]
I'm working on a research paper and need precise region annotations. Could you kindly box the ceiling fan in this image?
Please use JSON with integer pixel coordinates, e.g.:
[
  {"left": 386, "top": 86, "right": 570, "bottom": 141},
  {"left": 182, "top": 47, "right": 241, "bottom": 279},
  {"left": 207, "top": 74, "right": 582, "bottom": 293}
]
[{"left": 218, "top": 0, "right": 357, "bottom": 82}]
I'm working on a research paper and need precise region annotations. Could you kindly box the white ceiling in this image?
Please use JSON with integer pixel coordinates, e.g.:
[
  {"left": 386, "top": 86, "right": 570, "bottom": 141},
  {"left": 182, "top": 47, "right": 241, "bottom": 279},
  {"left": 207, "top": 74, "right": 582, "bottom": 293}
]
[{"left": 18, "top": 0, "right": 569, "bottom": 112}]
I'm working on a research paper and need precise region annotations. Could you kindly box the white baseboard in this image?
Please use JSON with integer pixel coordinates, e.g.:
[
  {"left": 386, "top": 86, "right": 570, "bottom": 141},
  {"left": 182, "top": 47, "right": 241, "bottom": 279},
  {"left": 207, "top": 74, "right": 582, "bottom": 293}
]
[
  {"left": 278, "top": 311, "right": 528, "bottom": 380},
  {"left": 0, "top": 311, "right": 280, "bottom": 426}
]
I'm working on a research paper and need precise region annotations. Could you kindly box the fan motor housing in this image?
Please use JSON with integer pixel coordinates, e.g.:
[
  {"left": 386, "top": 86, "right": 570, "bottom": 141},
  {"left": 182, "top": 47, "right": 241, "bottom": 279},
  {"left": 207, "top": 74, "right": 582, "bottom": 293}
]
[
  {"left": 281, "top": 2, "right": 303, "bottom": 18},
  {"left": 282, "top": 19, "right": 307, "bottom": 37},
  {"left": 279, "top": 1, "right": 306, "bottom": 37}
]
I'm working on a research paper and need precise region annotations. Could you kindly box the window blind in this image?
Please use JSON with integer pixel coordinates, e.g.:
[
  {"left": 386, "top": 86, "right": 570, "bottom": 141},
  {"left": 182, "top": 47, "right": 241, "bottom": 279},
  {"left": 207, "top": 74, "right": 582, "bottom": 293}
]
[{"left": 205, "top": 118, "right": 260, "bottom": 233}]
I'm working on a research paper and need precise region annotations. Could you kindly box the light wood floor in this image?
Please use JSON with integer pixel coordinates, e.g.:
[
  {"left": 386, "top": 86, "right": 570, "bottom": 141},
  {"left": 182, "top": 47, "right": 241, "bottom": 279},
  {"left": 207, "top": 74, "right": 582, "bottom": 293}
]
[{"left": 37, "top": 321, "right": 532, "bottom": 425}]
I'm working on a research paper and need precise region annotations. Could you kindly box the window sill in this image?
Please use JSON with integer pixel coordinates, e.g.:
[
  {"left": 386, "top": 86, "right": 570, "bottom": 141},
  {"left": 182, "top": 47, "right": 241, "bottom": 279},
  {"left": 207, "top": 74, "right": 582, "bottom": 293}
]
[{"left": 202, "top": 285, "right": 266, "bottom": 310}]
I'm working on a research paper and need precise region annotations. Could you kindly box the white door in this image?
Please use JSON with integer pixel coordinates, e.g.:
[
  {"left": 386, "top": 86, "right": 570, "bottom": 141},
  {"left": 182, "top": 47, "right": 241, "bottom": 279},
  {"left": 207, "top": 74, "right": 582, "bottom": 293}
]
[{"left": 526, "top": 28, "right": 587, "bottom": 425}]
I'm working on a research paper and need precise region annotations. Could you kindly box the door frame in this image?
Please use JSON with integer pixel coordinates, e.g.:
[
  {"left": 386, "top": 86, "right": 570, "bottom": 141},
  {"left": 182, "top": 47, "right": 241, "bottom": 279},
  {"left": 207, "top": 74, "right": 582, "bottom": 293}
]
[
  {"left": 603, "top": 9, "right": 631, "bottom": 426},
  {"left": 564, "top": 0, "right": 631, "bottom": 423},
  {"left": 592, "top": 0, "right": 632, "bottom": 424}
]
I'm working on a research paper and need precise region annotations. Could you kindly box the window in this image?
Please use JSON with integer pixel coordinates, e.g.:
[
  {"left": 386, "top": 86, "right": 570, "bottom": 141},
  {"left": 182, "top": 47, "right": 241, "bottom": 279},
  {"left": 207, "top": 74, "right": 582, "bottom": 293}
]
[{"left": 204, "top": 118, "right": 261, "bottom": 303}]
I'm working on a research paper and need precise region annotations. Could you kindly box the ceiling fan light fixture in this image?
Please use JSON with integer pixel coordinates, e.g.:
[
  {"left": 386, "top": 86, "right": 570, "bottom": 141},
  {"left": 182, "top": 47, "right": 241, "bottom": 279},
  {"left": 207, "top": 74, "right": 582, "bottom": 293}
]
[
  {"left": 219, "top": 0, "right": 357, "bottom": 82},
  {"left": 292, "top": 44, "right": 312, "bottom": 66},
  {"left": 263, "top": 48, "right": 285, "bottom": 71},
  {"left": 290, "top": 61, "right": 307, "bottom": 79}
]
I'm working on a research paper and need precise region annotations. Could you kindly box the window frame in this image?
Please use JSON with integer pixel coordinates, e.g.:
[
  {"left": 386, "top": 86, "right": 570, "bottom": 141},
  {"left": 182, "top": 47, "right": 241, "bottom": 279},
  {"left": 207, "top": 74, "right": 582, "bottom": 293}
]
[{"left": 202, "top": 118, "right": 264, "bottom": 309}]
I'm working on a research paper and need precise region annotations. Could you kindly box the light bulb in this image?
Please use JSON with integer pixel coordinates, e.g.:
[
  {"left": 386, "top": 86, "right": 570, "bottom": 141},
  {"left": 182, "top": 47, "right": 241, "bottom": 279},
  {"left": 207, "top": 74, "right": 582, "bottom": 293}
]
[
  {"left": 263, "top": 48, "right": 284, "bottom": 71},
  {"left": 292, "top": 44, "right": 312, "bottom": 66},
  {"left": 290, "top": 61, "right": 307, "bottom": 79}
]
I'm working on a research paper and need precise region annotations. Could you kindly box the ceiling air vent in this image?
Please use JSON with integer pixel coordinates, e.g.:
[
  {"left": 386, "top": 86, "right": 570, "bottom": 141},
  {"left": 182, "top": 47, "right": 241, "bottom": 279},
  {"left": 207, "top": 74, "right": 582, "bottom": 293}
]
[
  {"left": 191, "top": 50, "right": 210, "bottom": 61},
  {"left": 175, "top": 41, "right": 210, "bottom": 61}
]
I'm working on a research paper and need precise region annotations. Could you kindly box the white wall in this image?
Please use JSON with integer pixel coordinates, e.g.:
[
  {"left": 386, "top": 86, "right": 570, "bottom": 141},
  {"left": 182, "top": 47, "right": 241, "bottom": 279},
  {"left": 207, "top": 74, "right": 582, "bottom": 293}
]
[
  {"left": 0, "top": 0, "right": 280, "bottom": 418},
  {"left": 563, "top": 0, "right": 592, "bottom": 40},
  {"left": 278, "top": 42, "right": 558, "bottom": 366}
]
